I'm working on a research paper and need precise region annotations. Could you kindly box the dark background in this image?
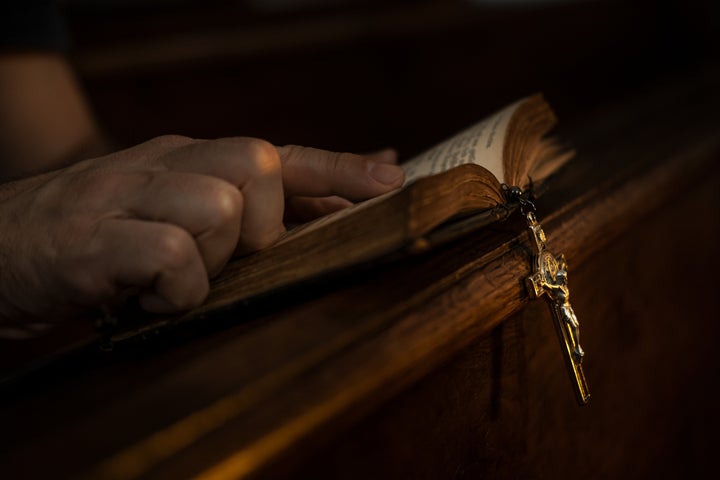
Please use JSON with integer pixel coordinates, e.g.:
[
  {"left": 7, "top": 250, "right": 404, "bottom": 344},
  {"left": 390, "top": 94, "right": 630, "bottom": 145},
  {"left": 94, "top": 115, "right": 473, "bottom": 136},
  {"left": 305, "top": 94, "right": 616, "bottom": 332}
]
[{"left": 60, "top": 0, "right": 719, "bottom": 159}]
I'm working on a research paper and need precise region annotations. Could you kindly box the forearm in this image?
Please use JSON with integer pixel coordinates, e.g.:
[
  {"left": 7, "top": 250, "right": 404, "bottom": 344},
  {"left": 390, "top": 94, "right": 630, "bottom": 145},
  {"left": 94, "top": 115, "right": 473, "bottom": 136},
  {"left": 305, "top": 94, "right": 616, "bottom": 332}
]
[{"left": 0, "top": 53, "right": 106, "bottom": 181}]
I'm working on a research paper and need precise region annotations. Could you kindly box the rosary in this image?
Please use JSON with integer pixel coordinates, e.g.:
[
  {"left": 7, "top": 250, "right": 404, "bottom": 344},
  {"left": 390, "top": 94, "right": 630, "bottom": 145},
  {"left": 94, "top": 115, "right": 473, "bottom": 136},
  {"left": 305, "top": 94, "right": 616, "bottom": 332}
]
[{"left": 506, "top": 185, "right": 590, "bottom": 405}]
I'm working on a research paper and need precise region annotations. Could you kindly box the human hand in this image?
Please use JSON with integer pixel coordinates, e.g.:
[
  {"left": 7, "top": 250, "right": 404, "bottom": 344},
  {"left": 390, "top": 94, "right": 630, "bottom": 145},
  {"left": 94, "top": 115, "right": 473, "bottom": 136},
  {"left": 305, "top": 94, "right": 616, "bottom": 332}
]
[
  {"left": 279, "top": 144, "right": 400, "bottom": 222},
  {"left": 0, "top": 135, "right": 403, "bottom": 330}
]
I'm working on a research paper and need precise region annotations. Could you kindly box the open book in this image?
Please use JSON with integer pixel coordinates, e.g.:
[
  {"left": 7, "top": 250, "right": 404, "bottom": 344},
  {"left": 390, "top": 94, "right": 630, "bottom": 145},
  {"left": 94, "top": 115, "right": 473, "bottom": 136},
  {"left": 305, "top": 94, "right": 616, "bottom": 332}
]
[{"left": 193, "top": 94, "right": 570, "bottom": 316}]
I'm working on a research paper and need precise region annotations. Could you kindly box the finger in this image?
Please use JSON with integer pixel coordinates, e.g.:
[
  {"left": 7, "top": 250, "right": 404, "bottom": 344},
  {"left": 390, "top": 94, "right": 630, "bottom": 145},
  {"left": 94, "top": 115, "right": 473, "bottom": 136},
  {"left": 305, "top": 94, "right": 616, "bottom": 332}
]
[
  {"left": 157, "top": 137, "right": 285, "bottom": 253},
  {"left": 93, "top": 218, "right": 209, "bottom": 313},
  {"left": 367, "top": 148, "right": 399, "bottom": 164},
  {"left": 119, "top": 171, "right": 242, "bottom": 276},
  {"left": 276, "top": 146, "right": 404, "bottom": 201},
  {"left": 285, "top": 195, "right": 353, "bottom": 223}
]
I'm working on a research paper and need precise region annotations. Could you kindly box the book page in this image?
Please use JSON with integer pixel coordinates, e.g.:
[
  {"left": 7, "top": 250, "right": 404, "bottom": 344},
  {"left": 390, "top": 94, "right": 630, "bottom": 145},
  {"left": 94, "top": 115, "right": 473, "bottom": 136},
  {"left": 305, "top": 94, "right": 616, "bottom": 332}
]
[{"left": 402, "top": 99, "right": 522, "bottom": 185}]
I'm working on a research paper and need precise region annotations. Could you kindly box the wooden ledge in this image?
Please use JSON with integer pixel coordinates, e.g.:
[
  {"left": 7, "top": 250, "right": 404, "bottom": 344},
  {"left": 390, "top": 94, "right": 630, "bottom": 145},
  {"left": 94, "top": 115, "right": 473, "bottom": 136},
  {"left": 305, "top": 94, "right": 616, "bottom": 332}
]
[{"left": 1, "top": 69, "right": 719, "bottom": 479}]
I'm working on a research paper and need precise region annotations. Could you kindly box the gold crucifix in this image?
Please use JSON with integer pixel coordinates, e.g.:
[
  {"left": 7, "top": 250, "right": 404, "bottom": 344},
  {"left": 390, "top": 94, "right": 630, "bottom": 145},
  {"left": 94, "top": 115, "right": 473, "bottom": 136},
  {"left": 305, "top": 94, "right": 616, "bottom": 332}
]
[{"left": 524, "top": 210, "right": 591, "bottom": 405}]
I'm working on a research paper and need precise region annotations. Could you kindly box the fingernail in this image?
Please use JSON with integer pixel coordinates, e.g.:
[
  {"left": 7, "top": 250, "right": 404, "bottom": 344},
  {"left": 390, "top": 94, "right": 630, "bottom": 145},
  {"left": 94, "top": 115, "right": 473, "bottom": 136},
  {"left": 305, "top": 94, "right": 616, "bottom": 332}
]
[{"left": 369, "top": 162, "right": 404, "bottom": 185}]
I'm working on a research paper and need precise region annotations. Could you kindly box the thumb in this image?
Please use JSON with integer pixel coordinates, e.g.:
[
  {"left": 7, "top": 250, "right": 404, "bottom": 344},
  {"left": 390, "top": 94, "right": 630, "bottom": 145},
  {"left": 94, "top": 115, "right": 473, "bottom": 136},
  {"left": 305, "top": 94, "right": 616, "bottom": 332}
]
[{"left": 276, "top": 145, "right": 404, "bottom": 201}]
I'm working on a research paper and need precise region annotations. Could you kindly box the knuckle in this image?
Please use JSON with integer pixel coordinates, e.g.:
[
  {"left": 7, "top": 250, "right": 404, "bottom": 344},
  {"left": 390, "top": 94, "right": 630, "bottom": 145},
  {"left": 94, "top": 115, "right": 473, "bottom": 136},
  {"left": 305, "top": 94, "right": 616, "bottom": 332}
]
[
  {"left": 205, "top": 182, "right": 243, "bottom": 226},
  {"left": 154, "top": 227, "right": 197, "bottom": 269},
  {"left": 327, "top": 151, "right": 343, "bottom": 177},
  {"left": 245, "top": 139, "right": 281, "bottom": 178},
  {"left": 276, "top": 144, "right": 306, "bottom": 164},
  {"left": 327, "top": 151, "right": 359, "bottom": 177},
  {"left": 241, "top": 137, "right": 276, "bottom": 158},
  {"left": 220, "top": 137, "right": 281, "bottom": 178}
]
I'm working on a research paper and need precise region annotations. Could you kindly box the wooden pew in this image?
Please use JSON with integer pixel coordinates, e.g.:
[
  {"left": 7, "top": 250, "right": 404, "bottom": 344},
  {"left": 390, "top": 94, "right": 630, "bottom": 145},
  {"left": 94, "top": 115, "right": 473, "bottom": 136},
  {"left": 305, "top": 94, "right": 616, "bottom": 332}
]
[{"left": 0, "top": 65, "right": 718, "bottom": 479}]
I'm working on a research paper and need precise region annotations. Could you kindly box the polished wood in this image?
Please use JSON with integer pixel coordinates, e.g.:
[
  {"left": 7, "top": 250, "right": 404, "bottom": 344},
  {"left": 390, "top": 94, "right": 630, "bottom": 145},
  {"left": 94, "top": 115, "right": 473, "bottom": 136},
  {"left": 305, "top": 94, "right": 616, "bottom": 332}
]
[{"left": 0, "top": 65, "right": 718, "bottom": 478}]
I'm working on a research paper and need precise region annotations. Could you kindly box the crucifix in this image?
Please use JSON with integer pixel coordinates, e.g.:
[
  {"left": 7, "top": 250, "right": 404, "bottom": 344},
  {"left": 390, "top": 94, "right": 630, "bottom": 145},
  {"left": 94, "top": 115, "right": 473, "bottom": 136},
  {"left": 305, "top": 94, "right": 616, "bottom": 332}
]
[{"left": 507, "top": 186, "right": 590, "bottom": 405}]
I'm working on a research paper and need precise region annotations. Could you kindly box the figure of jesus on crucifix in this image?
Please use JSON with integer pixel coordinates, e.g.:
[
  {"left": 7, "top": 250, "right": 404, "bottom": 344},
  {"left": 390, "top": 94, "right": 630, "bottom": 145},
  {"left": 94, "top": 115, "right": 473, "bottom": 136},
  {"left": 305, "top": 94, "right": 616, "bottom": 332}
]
[
  {"left": 525, "top": 212, "right": 586, "bottom": 365},
  {"left": 543, "top": 254, "right": 584, "bottom": 363}
]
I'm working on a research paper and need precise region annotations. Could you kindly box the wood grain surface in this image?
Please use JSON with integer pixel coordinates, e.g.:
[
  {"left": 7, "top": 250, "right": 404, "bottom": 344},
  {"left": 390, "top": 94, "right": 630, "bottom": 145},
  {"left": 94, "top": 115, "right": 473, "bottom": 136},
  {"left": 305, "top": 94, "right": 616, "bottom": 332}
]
[{"left": 0, "top": 63, "right": 718, "bottom": 479}]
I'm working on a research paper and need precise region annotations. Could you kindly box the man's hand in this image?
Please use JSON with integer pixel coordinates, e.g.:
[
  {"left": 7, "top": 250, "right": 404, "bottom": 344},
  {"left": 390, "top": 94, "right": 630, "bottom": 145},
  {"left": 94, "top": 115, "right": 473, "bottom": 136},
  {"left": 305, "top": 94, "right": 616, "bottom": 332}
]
[{"left": 0, "top": 135, "right": 403, "bottom": 329}]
